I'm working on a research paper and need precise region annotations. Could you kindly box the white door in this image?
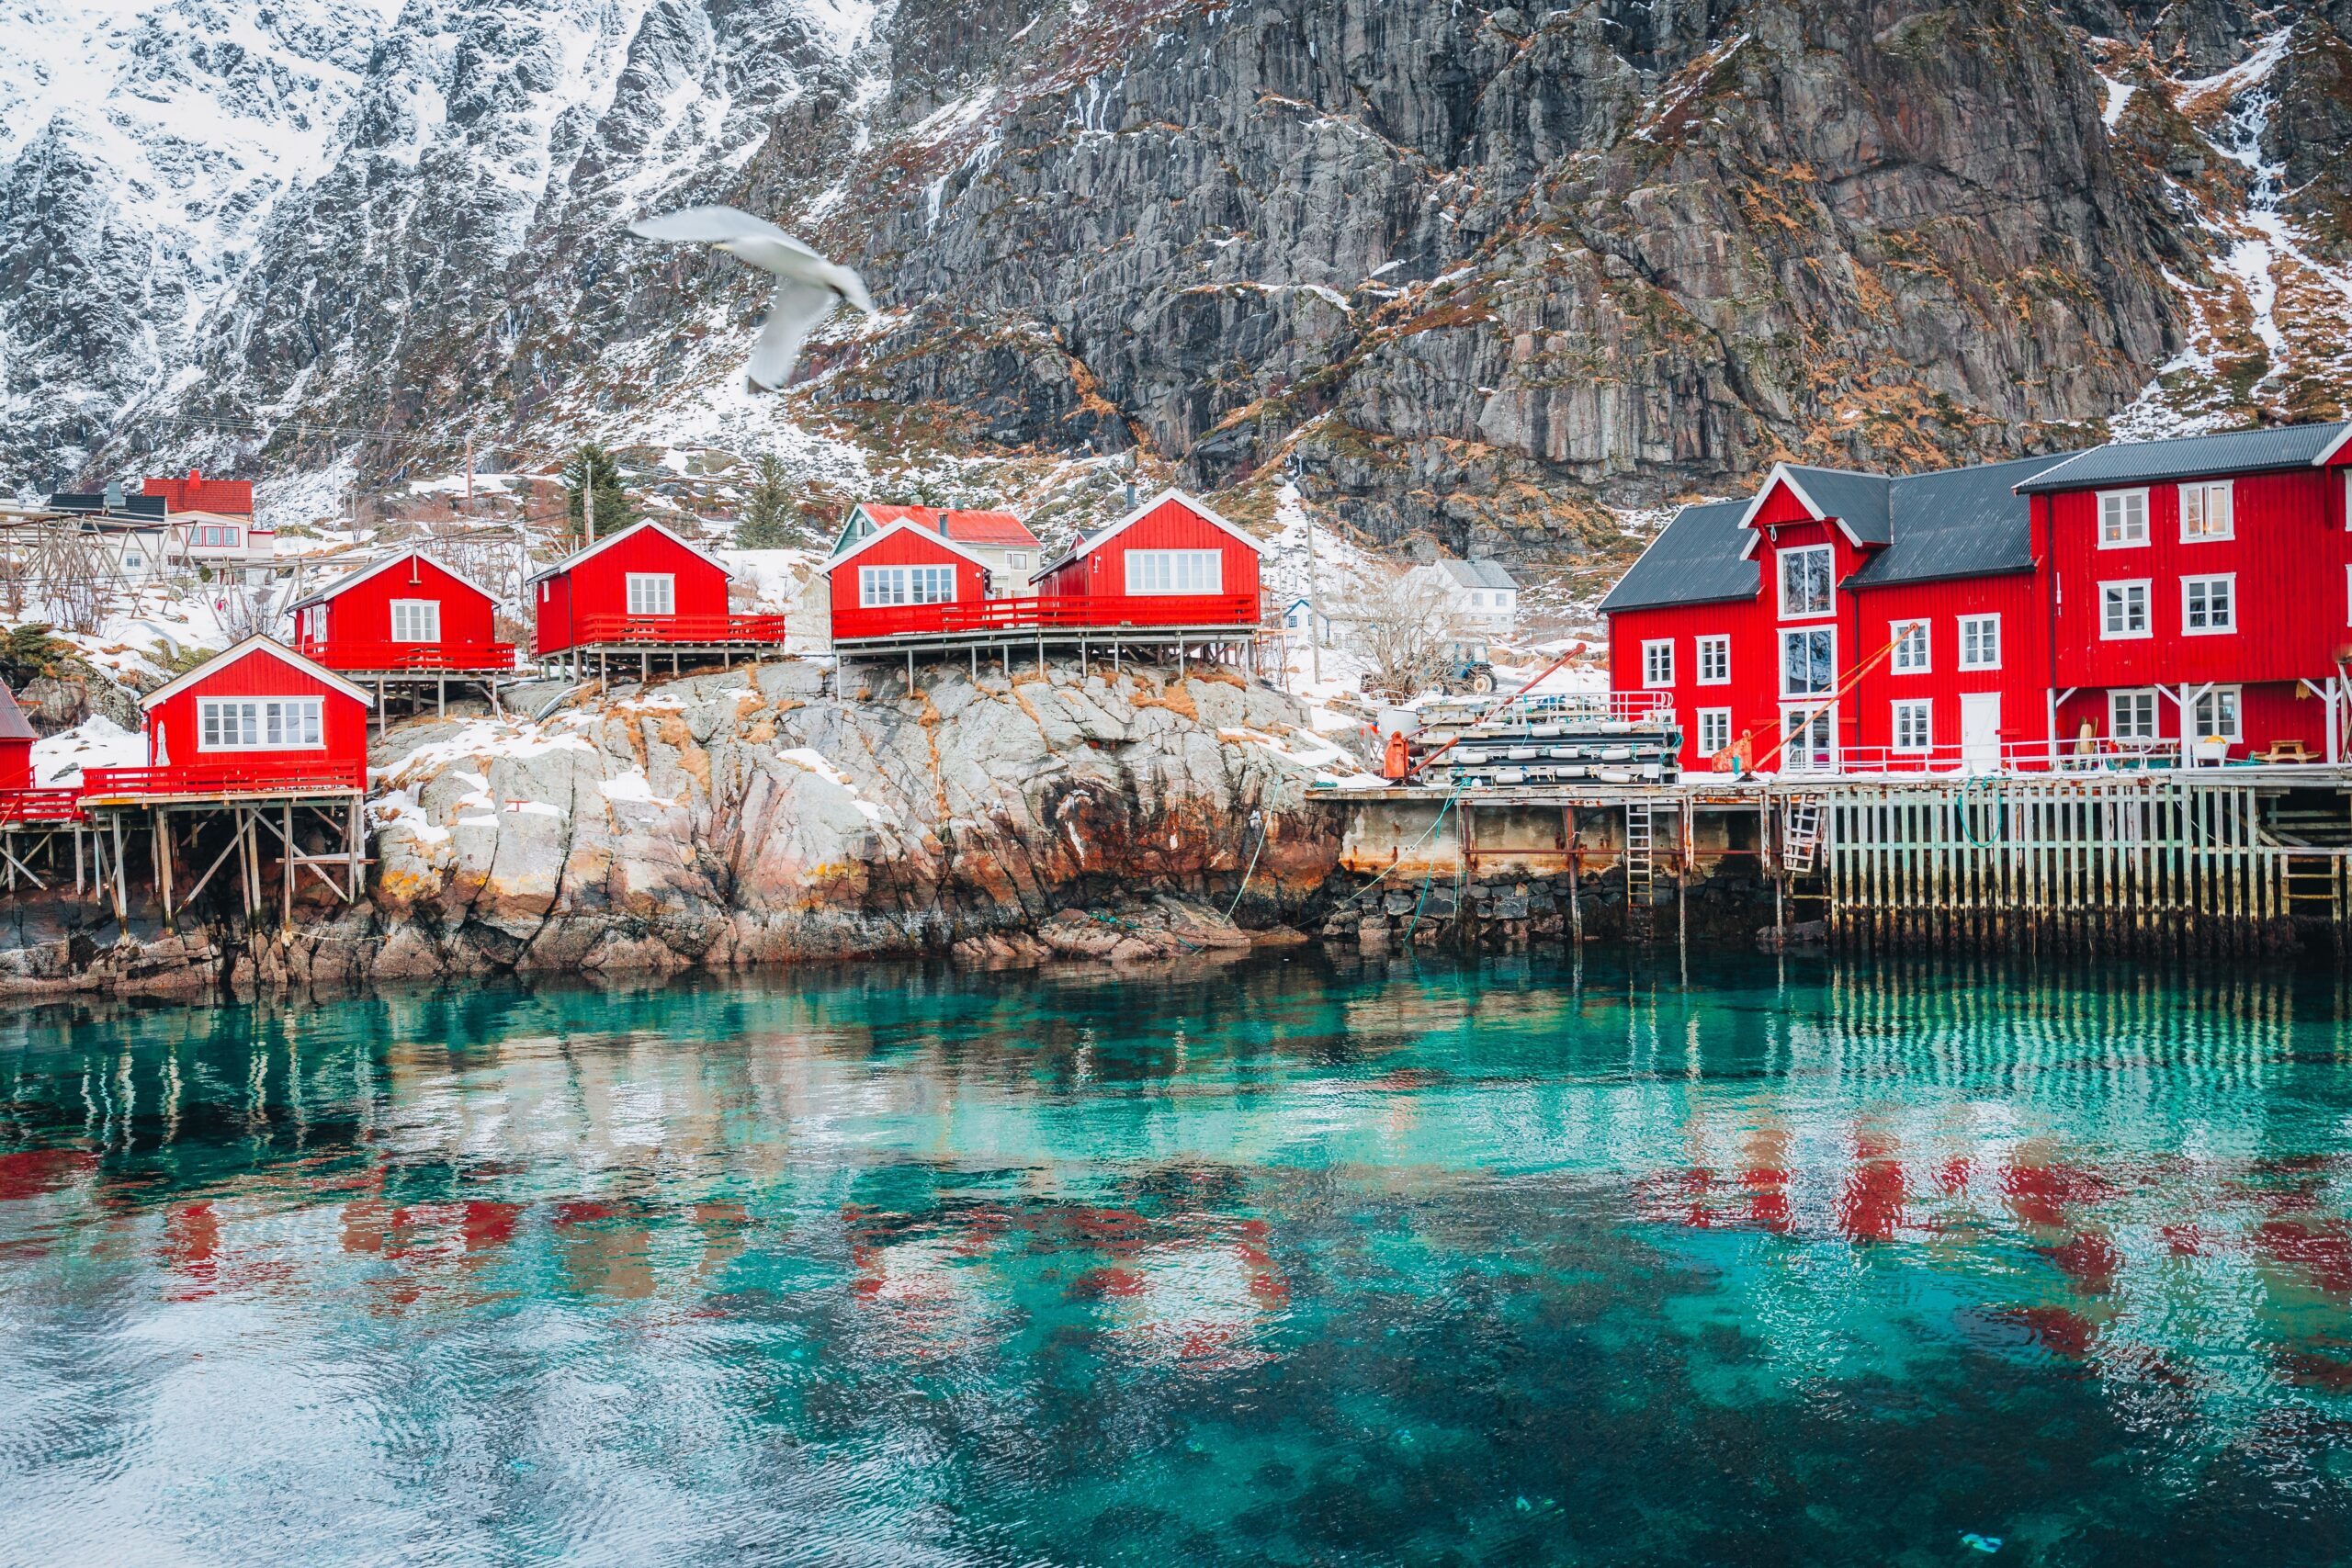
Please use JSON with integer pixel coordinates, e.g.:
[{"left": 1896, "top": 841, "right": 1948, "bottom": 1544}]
[
  {"left": 1961, "top": 693, "right": 2001, "bottom": 773},
  {"left": 1780, "top": 705, "right": 1836, "bottom": 773}
]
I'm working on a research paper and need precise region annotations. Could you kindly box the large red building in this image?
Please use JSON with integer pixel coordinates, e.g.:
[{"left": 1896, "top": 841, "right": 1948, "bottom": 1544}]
[
  {"left": 1602, "top": 422, "right": 2352, "bottom": 773},
  {"left": 289, "top": 549, "right": 514, "bottom": 673}
]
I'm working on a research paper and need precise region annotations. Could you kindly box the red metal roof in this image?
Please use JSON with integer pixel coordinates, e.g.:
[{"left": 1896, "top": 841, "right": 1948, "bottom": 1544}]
[
  {"left": 860, "top": 504, "right": 1039, "bottom": 548},
  {"left": 143, "top": 468, "right": 254, "bottom": 517}
]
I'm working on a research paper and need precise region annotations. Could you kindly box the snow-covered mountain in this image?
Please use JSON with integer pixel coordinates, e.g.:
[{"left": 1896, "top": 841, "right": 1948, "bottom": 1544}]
[{"left": 3, "top": 0, "right": 2348, "bottom": 569}]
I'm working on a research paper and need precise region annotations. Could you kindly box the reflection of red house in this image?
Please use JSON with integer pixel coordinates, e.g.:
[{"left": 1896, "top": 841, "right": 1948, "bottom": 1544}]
[
  {"left": 529, "top": 519, "right": 783, "bottom": 659},
  {"left": 288, "top": 549, "right": 514, "bottom": 674},
  {"left": 82, "top": 637, "right": 373, "bottom": 799}
]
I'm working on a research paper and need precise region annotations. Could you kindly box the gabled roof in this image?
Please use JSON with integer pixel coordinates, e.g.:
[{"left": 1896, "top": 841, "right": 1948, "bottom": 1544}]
[
  {"left": 286, "top": 547, "right": 501, "bottom": 613},
  {"left": 1736, "top": 463, "right": 1893, "bottom": 553},
  {"left": 0, "top": 683, "right": 35, "bottom": 743},
  {"left": 2014, "top": 420, "right": 2352, "bottom": 493},
  {"left": 141, "top": 636, "right": 376, "bottom": 711},
  {"left": 526, "top": 518, "right": 731, "bottom": 585},
  {"left": 822, "top": 517, "right": 999, "bottom": 573},
  {"left": 1428, "top": 558, "right": 1517, "bottom": 591},
  {"left": 854, "top": 503, "right": 1039, "bottom": 548},
  {"left": 1599, "top": 500, "right": 1758, "bottom": 614},
  {"left": 1032, "top": 487, "right": 1261, "bottom": 581},
  {"left": 1847, "top": 451, "right": 2084, "bottom": 588}
]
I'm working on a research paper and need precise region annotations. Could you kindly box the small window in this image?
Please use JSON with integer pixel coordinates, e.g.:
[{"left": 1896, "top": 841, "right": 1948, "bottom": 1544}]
[
  {"left": 2182, "top": 574, "right": 2234, "bottom": 634},
  {"left": 626, "top": 573, "right": 676, "bottom": 615},
  {"left": 2180, "top": 480, "right": 2233, "bottom": 541},
  {"left": 2098, "top": 489, "right": 2148, "bottom": 547},
  {"left": 1958, "top": 615, "right": 2001, "bottom": 671},
  {"left": 1893, "top": 699, "right": 1933, "bottom": 753},
  {"left": 1008, "top": 552, "right": 1027, "bottom": 570},
  {"left": 2109, "top": 689, "right": 2158, "bottom": 742},
  {"left": 1696, "top": 636, "right": 1730, "bottom": 685},
  {"left": 1125, "top": 549, "right": 1221, "bottom": 594},
  {"left": 1780, "top": 626, "right": 1835, "bottom": 697},
  {"left": 390, "top": 599, "right": 440, "bottom": 643},
  {"left": 1642, "top": 639, "right": 1674, "bottom": 688},
  {"left": 1778, "top": 546, "right": 1834, "bottom": 617},
  {"left": 1697, "top": 708, "right": 1732, "bottom": 757},
  {"left": 859, "top": 565, "right": 956, "bottom": 606},
  {"left": 1890, "top": 620, "right": 1929, "bottom": 673},
  {"left": 198, "top": 697, "right": 323, "bottom": 751},
  {"left": 2100, "top": 580, "right": 2150, "bottom": 639},
  {"left": 2192, "top": 686, "right": 2242, "bottom": 742}
]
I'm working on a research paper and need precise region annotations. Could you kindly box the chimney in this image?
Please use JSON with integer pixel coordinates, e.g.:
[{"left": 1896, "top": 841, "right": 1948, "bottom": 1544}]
[
  {"left": 188, "top": 468, "right": 201, "bottom": 482},
  {"left": 104, "top": 480, "right": 124, "bottom": 510}
]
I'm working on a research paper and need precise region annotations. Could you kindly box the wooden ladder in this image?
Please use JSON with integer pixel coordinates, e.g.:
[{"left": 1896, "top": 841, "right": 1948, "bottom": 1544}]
[{"left": 1782, "top": 795, "right": 1824, "bottom": 875}]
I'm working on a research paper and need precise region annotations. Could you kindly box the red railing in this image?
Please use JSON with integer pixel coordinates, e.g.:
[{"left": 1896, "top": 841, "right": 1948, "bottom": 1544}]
[
  {"left": 832, "top": 592, "right": 1259, "bottom": 641},
  {"left": 297, "top": 638, "right": 518, "bottom": 672},
  {"left": 80, "top": 761, "right": 368, "bottom": 799},
  {"left": 548, "top": 614, "right": 791, "bottom": 653},
  {"left": 0, "top": 788, "right": 85, "bottom": 823}
]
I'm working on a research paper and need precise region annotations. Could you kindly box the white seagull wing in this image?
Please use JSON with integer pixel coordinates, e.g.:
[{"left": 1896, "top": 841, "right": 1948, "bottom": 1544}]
[
  {"left": 627, "top": 205, "right": 791, "bottom": 244},
  {"left": 747, "top": 276, "right": 840, "bottom": 390}
]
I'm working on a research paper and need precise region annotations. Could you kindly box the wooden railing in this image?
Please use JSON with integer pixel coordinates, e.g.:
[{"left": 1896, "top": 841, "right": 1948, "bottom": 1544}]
[
  {"left": 297, "top": 638, "right": 518, "bottom": 672},
  {"left": 550, "top": 614, "right": 791, "bottom": 652},
  {"left": 832, "top": 592, "right": 1259, "bottom": 641},
  {"left": 0, "top": 789, "right": 86, "bottom": 824},
  {"left": 80, "top": 761, "right": 368, "bottom": 798}
]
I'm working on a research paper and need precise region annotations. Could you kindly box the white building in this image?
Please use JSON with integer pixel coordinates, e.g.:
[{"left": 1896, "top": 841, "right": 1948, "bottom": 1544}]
[{"left": 1415, "top": 558, "right": 1519, "bottom": 638}]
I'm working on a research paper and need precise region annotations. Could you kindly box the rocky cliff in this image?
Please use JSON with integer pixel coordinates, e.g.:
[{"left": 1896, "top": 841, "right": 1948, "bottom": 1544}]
[
  {"left": 7, "top": 0, "right": 2350, "bottom": 572},
  {"left": 0, "top": 658, "right": 1353, "bottom": 994}
]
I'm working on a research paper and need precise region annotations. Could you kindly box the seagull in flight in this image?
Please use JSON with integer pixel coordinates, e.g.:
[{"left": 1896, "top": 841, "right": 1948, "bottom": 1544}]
[{"left": 628, "top": 205, "right": 876, "bottom": 390}]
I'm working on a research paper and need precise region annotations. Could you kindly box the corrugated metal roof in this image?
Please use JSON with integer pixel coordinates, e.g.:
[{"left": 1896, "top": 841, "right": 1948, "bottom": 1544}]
[
  {"left": 1846, "top": 452, "right": 2082, "bottom": 587},
  {"left": 1598, "top": 500, "right": 1758, "bottom": 614},
  {"left": 1432, "top": 558, "right": 1517, "bottom": 590},
  {"left": 1780, "top": 467, "right": 1893, "bottom": 544},
  {"left": 0, "top": 683, "right": 35, "bottom": 743},
  {"left": 2015, "top": 420, "right": 2350, "bottom": 493}
]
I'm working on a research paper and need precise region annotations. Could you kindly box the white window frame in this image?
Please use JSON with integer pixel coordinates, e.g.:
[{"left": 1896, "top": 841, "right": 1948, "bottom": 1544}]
[
  {"left": 858, "top": 564, "right": 956, "bottom": 607},
  {"left": 1777, "top": 545, "right": 1835, "bottom": 619},
  {"left": 626, "top": 572, "right": 676, "bottom": 616},
  {"left": 1890, "top": 619, "right": 1930, "bottom": 673},
  {"left": 1957, "top": 614, "right": 2001, "bottom": 671},
  {"left": 197, "top": 696, "right": 324, "bottom": 752},
  {"left": 2179, "top": 479, "right": 2233, "bottom": 542},
  {"left": 389, "top": 599, "right": 440, "bottom": 643},
  {"left": 2098, "top": 488, "right": 2148, "bottom": 549},
  {"left": 2191, "top": 684, "right": 2243, "bottom": 743},
  {"left": 2181, "top": 573, "right": 2235, "bottom": 636},
  {"left": 2109, "top": 688, "right": 2159, "bottom": 743},
  {"left": 2099, "top": 579, "right": 2151, "bottom": 640},
  {"left": 1892, "top": 699, "right": 1933, "bottom": 754},
  {"left": 1695, "top": 635, "right": 1730, "bottom": 686},
  {"left": 1696, "top": 708, "right": 1732, "bottom": 758},
  {"left": 1778, "top": 625, "right": 1836, "bottom": 698},
  {"left": 1781, "top": 705, "right": 1837, "bottom": 773},
  {"left": 1125, "top": 549, "right": 1221, "bottom": 595},
  {"left": 1641, "top": 639, "right": 1674, "bottom": 689},
  {"left": 1007, "top": 552, "right": 1027, "bottom": 570}
]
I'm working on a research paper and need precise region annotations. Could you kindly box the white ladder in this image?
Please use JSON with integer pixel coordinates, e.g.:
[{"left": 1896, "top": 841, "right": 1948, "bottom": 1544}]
[
  {"left": 1782, "top": 795, "right": 1824, "bottom": 874},
  {"left": 1623, "top": 803, "right": 1656, "bottom": 903}
]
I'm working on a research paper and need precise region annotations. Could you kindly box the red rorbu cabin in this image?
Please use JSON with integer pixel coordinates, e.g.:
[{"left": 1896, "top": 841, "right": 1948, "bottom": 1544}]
[
  {"left": 529, "top": 518, "right": 782, "bottom": 660},
  {"left": 1030, "top": 488, "right": 1262, "bottom": 626},
  {"left": 82, "top": 637, "right": 373, "bottom": 800},
  {"left": 0, "top": 684, "right": 33, "bottom": 793},
  {"left": 824, "top": 520, "right": 994, "bottom": 644},
  {"left": 288, "top": 549, "right": 515, "bottom": 674}
]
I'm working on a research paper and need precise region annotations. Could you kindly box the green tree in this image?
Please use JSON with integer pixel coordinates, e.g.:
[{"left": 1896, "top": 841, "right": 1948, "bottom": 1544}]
[
  {"left": 562, "top": 444, "right": 639, "bottom": 546},
  {"left": 735, "top": 455, "right": 796, "bottom": 549}
]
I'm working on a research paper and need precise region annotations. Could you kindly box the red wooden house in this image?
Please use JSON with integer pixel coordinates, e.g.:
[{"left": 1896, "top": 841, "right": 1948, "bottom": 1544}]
[
  {"left": 288, "top": 549, "right": 515, "bottom": 674},
  {"left": 1031, "top": 488, "right": 1261, "bottom": 622},
  {"left": 81, "top": 637, "right": 373, "bottom": 800},
  {"left": 824, "top": 519, "right": 995, "bottom": 643},
  {"left": 0, "top": 684, "right": 33, "bottom": 793},
  {"left": 831, "top": 504, "right": 1044, "bottom": 595},
  {"left": 529, "top": 518, "right": 782, "bottom": 660}
]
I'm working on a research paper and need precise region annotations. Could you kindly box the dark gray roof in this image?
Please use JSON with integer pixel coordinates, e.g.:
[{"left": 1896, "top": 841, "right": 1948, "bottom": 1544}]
[
  {"left": 0, "top": 684, "right": 36, "bottom": 743},
  {"left": 1846, "top": 452, "right": 2083, "bottom": 588},
  {"left": 1599, "top": 500, "right": 1758, "bottom": 614},
  {"left": 2015, "top": 420, "right": 2349, "bottom": 493},
  {"left": 1433, "top": 558, "right": 1517, "bottom": 591},
  {"left": 1780, "top": 467, "right": 1893, "bottom": 545}
]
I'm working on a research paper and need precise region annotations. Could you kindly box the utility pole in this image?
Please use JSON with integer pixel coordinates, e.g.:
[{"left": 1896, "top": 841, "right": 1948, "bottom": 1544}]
[
  {"left": 464, "top": 433, "right": 474, "bottom": 507},
  {"left": 582, "top": 451, "right": 596, "bottom": 546},
  {"left": 1293, "top": 453, "right": 1323, "bottom": 687}
]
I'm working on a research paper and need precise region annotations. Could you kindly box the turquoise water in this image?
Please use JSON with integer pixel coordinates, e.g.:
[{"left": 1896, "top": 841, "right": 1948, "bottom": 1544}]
[{"left": 5, "top": 954, "right": 2352, "bottom": 1566}]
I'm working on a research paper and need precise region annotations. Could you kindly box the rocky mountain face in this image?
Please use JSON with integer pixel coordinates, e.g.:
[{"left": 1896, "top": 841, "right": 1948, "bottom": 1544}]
[{"left": 6, "top": 0, "right": 2349, "bottom": 572}]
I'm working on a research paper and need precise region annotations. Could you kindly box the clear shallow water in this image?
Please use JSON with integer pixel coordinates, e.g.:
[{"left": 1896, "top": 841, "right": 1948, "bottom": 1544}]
[{"left": 5, "top": 955, "right": 2352, "bottom": 1566}]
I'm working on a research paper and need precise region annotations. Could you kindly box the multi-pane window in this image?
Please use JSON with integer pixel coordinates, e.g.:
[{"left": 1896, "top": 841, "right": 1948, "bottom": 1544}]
[
  {"left": 626, "top": 573, "right": 676, "bottom": 615},
  {"left": 2180, "top": 480, "right": 2233, "bottom": 540},
  {"left": 1780, "top": 626, "right": 1835, "bottom": 696},
  {"left": 198, "top": 697, "right": 323, "bottom": 750},
  {"left": 1958, "top": 615, "right": 2001, "bottom": 670},
  {"left": 2109, "top": 690, "right": 2158, "bottom": 742},
  {"left": 390, "top": 600, "right": 440, "bottom": 642},
  {"left": 1893, "top": 700, "right": 1933, "bottom": 753},
  {"left": 859, "top": 565, "right": 956, "bottom": 606},
  {"left": 1125, "top": 549, "right": 1221, "bottom": 594},
  {"left": 1696, "top": 636, "right": 1730, "bottom": 685},
  {"left": 2192, "top": 686, "right": 2243, "bottom": 742},
  {"left": 190, "top": 524, "right": 241, "bottom": 548},
  {"left": 2098, "top": 490, "right": 2147, "bottom": 547},
  {"left": 1783, "top": 709, "right": 1835, "bottom": 772},
  {"left": 2182, "top": 574, "right": 2234, "bottom": 634},
  {"left": 1008, "top": 552, "right": 1027, "bottom": 570},
  {"left": 1891, "top": 620, "right": 1929, "bottom": 672},
  {"left": 1642, "top": 639, "right": 1674, "bottom": 688},
  {"left": 2100, "top": 581, "right": 2150, "bottom": 638},
  {"left": 1697, "top": 708, "right": 1732, "bottom": 758},
  {"left": 1778, "top": 546, "right": 1834, "bottom": 617}
]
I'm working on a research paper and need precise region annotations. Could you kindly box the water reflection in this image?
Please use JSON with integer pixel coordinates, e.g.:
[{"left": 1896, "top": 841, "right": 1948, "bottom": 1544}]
[{"left": 3, "top": 954, "right": 2352, "bottom": 1564}]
